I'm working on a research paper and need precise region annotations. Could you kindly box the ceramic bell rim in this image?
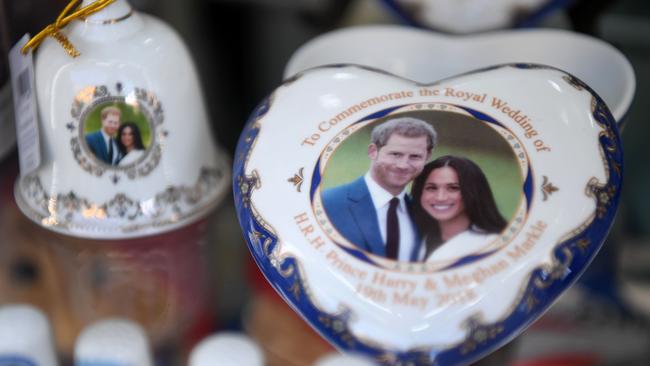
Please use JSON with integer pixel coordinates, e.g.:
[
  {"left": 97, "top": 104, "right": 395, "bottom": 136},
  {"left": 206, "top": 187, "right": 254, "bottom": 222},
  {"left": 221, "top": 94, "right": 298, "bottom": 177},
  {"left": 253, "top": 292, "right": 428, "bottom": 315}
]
[
  {"left": 14, "top": 0, "right": 230, "bottom": 239},
  {"left": 234, "top": 63, "right": 623, "bottom": 364},
  {"left": 284, "top": 25, "right": 635, "bottom": 127}
]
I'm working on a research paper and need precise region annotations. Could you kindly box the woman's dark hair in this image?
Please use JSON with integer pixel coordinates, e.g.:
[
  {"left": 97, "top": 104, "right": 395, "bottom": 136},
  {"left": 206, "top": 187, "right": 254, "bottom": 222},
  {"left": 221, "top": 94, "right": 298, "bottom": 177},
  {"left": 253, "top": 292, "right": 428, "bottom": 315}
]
[
  {"left": 116, "top": 121, "right": 145, "bottom": 154},
  {"left": 410, "top": 155, "right": 507, "bottom": 258}
]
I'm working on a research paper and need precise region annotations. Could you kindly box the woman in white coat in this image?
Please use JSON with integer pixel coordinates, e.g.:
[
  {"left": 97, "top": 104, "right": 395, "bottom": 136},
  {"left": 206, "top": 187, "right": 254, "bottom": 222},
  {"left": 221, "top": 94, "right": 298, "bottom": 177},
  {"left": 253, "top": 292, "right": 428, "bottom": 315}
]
[
  {"left": 117, "top": 121, "right": 145, "bottom": 166},
  {"left": 410, "top": 155, "right": 507, "bottom": 262}
]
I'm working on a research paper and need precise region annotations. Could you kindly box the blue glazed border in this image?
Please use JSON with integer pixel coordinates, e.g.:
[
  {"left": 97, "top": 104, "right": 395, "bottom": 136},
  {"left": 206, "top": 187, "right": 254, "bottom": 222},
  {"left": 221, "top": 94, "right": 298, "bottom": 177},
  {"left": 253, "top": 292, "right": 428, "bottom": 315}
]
[
  {"left": 0, "top": 356, "right": 37, "bottom": 366},
  {"left": 380, "top": 0, "right": 576, "bottom": 33},
  {"left": 233, "top": 64, "right": 623, "bottom": 365}
]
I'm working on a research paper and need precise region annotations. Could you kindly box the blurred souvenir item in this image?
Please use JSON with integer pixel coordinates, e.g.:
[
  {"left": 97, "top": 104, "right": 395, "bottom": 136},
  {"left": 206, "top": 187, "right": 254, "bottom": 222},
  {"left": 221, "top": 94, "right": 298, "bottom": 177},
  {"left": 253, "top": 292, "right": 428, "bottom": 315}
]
[
  {"left": 234, "top": 64, "right": 622, "bottom": 365},
  {"left": 313, "top": 353, "right": 377, "bottom": 366},
  {"left": 46, "top": 219, "right": 216, "bottom": 355},
  {"left": 0, "top": 1, "right": 15, "bottom": 162},
  {"left": 74, "top": 318, "right": 153, "bottom": 366},
  {"left": 243, "top": 281, "right": 335, "bottom": 366},
  {"left": 0, "top": 159, "right": 78, "bottom": 354},
  {"left": 189, "top": 332, "right": 265, "bottom": 366},
  {"left": 0, "top": 304, "right": 59, "bottom": 366},
  {"left": 381, "top": 0, "right": 571, "bottom": 33},
  {"left": 514, "top": 286, "right": 650, "bottom": 365},
  {"left": 0, "top": 159, "right": 216, "bottom": 357},
  {"left": 0, "top": 82, "right": 15, "bottom": 162},
  {"left": 14, "top": 0, "right": 229, "bottom": 239},
  {"left": 284, "top": 25, "right": 634, "bottom": 127}
]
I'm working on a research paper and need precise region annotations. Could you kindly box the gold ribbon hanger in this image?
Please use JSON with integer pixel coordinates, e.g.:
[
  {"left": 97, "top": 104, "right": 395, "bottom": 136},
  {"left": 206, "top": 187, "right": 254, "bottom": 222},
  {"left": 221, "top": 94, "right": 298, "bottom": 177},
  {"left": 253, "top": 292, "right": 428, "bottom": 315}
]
[{"left": 21, "top": 0, "right": 116, "bottom": 58}]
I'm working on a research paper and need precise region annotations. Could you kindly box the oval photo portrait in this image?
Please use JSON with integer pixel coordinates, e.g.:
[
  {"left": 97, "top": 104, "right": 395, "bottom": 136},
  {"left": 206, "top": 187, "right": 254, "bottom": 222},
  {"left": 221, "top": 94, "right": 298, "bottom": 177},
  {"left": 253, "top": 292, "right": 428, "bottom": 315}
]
[
  {"left": 317, "top": 105, "right": 526, "bottom": 266},
  {"left": 82, "top": 101, "right": 153, "bottom": 168}
]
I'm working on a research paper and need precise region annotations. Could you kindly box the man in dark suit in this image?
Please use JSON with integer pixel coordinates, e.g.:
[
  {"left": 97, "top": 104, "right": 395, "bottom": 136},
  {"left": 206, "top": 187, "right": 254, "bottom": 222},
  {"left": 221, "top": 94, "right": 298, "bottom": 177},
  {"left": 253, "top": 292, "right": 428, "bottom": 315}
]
[
  {"left": 322, "top": 117, "right": 437, "bottom": 262},
  {"left": 85, "top": 106, "right": 122, "bottom": 165}
]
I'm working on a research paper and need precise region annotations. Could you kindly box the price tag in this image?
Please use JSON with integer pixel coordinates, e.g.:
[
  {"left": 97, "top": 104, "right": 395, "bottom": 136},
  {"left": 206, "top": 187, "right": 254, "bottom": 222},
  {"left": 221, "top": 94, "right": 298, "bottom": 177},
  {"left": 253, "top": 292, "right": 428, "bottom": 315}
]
[{"left": 8, "top": 34, "right": 41, "bottom": 177}]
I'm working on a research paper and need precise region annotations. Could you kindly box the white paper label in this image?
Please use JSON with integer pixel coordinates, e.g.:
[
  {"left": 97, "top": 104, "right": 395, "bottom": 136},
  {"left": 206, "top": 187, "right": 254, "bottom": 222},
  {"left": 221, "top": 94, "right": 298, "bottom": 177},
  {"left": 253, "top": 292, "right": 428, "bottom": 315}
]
[{"left": 8, "top": 34, "right": 41, "bottom": 177}]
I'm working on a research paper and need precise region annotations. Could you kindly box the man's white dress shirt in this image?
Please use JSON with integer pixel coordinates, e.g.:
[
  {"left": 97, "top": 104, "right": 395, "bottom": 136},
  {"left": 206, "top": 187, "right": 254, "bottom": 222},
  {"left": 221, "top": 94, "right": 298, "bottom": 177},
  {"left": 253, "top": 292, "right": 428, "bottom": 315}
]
[{"left": 364, "top": 173, "right": 417, "bottom": 261}]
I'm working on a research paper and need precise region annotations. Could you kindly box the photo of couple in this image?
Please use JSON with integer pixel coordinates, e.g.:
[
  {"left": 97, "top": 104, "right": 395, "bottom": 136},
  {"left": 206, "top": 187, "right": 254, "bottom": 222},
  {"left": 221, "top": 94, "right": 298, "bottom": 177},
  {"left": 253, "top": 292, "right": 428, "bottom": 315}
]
[
  {"left": 84, "top": 104, "right": 150, "bottom": 167},
  {"left": 320, "top": 110, "right": 522, "bottom": 263}
]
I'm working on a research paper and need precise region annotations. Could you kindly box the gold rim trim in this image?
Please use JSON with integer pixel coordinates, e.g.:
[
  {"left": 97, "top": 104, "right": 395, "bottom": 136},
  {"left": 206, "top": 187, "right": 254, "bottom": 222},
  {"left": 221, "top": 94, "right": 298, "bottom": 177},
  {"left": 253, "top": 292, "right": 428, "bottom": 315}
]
[{"left": 83, "top": 9, "right": 133, "bottom": 25}]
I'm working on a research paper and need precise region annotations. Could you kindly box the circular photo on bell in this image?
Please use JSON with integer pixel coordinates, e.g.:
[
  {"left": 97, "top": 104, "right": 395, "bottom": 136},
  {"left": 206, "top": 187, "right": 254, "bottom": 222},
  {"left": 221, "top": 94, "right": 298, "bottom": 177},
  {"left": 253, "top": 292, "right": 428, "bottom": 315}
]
[
  {"left": 82, "top": 101, "right": 153, "bottom": 168},
  {"left": 314, "top": 104, "right": 529, "bottom": 267}
]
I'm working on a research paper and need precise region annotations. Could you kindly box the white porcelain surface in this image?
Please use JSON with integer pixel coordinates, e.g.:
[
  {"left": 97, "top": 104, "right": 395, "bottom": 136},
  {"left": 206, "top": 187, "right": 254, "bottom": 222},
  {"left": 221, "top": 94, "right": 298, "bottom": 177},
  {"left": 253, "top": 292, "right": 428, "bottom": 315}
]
[
  {"left": 285, "top": 26, "right": 635, "bottom": 124},
  {"left": 234, "top": 64, "right": 622, "bottom": 364},
  {"left": 14, "top": 0, "right": 229, "bottom": 239},
  {"left": 0, "top": 304, "right": 59, "bottom": 366},
  {"left": 189, "top": 332, "right": 265, "bottom": 366},
  {"left": 314, "top": 353, "right": 377, "bottom": 366},
  {"left": 74, "top": 318, "right": 153, "bottom": 366}
]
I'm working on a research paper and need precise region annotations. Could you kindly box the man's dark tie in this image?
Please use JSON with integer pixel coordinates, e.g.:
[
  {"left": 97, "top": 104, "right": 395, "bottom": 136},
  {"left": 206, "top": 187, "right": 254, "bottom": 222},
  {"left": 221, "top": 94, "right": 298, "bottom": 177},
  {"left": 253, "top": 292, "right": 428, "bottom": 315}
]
[
  {"left": 386, "top": 197, "right": 400, "bottom": 260},
  {"left": 107, "top": 138, "right": 114, "bottom": 164}
]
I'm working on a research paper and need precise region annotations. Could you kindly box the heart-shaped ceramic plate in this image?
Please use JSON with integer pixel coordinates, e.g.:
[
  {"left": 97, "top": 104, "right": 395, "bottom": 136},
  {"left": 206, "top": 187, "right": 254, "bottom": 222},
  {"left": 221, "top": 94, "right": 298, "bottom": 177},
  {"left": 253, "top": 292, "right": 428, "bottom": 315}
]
[
  {"left": 284, "top": 26, "right": 635, "bottom": 128},
  {"left": 234, "top": 64, "right": 622, "bottom": 365}
]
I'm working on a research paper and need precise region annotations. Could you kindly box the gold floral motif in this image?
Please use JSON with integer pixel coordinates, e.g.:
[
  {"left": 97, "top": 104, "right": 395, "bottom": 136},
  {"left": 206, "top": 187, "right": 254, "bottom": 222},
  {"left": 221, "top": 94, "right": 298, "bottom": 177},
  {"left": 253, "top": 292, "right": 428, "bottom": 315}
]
[
  {"left": 288, "top": 282, "right": 302, "bottom": 300},
  {"left": 534, "top": 247, "right": 573, "bottom": 290},
  {"left": 247, "top": 228, "right": 262, "bottom": 242},
  {"left": 459, "top": 317, "right": 505, "bottom": 355},
  {"left": 318, "top": 314, "right": 357, "bottom": 348},
  {"left": 587, "top": 177, "right": 617, "bottom": 219},
  {"left": 238, "top": 170, "right": 261, "bottom": 209},
  {"left": 278, "top": 262, "right": 295, "bottom": 279},
  {"left": 263, "top": 236, "right": 274, "bottom": 256},
  {"left": 525, "top": 294, "right": 540, "bottom": 313},
  {"left": 376, "top": 353, "right": 436, "bottom": 366},
  {"left": 288, "top": 167, "right": 304, "bottom": 192},
  {"left": 376, "top": 353, "right": 398, "bottom": 365},
  {"left": 71, "top": 137, "right": 107, "bottom": 177},
  {"left": 19, "top": 167, "right": 225, "bottom": 232},
  {"left": 541, "top": 175, "right": 559, "bottom": 201},
  {"left": 562, "top": 75, "right": 585, "bottom": 91},
  {"left": 105, "top": 193, "right": 140, "bottom": 220},
  {"left": 576, "top": 238, "right": 591, "bottom": 253},
  {"left": 247, "top": 229, "right": 274, "bottom": 258},
  {"left": 591, "top": 96, "right": 620, "bottom": 175}
]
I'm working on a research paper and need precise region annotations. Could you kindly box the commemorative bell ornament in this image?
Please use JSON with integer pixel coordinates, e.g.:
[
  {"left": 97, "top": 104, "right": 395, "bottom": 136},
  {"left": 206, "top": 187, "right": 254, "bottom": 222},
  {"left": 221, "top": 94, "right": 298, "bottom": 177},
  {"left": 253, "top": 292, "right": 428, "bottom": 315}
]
[{"left": 15, "top": 0, "right": 229, "bottom": 239}]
